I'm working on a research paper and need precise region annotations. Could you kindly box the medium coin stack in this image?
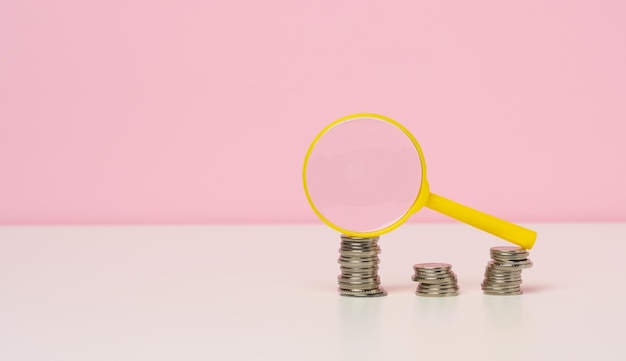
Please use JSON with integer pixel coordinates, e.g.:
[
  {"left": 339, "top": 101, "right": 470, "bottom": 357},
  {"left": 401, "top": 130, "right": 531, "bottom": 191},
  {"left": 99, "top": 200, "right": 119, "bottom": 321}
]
[
  {"left": 482, "top": 246, "right": 533, "bottom": 295},
  {"left": 412, "top": 263, "right": 459, "bottom": 297},
  {"left": 337, "top": 234, "right": 387, "bottom": 297}
]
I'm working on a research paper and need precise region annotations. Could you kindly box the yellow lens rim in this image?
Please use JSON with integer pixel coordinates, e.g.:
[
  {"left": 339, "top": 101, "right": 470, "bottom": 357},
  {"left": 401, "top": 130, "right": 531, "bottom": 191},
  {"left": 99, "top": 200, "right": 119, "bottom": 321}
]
[{"left": 302, "top": 113, "right": 430, "bottom": 237}]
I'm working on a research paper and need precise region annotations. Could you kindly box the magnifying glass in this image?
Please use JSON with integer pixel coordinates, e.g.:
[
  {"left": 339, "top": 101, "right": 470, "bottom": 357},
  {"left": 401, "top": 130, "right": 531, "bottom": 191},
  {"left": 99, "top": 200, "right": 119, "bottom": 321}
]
[{"left": 303, "top": 113, "right": 536, "bottom": 249}]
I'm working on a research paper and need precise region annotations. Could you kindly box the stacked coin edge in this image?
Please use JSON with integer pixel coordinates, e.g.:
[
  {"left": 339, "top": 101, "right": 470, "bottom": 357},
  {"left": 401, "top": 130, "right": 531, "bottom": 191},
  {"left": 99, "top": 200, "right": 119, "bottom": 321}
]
[
  {"left": 412, "top": 263, "right": 459, "bottom": 297},
  {"left": 337, "top": 234, "right": 387, "bottom": 297},
  {"left": 481, "top": 246, "right": 533, "bottom": 296}
]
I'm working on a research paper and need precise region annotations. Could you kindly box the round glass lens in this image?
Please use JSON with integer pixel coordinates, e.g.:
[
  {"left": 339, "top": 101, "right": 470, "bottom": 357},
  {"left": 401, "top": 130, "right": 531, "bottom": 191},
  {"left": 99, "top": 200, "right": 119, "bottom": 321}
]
[{"left": 304, "top": 116, "right": 423, "bottom": 233}]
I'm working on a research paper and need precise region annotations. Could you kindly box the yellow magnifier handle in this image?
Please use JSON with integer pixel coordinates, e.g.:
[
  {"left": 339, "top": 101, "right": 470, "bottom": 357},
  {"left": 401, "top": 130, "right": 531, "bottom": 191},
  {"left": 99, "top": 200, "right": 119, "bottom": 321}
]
[{"left": 425, "top": 193, "right": 536, "bottom": 249}]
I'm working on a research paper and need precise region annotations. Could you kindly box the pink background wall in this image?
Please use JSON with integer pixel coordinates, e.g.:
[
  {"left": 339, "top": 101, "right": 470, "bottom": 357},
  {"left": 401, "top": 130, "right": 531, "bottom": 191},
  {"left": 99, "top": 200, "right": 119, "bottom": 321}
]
[{"left": 1, "top": 1, "right": 625, "bottom": 225}]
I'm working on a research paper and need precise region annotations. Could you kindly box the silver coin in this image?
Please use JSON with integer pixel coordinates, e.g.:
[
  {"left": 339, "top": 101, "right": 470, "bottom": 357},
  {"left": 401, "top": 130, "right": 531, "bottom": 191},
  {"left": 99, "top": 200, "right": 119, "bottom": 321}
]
[
  {"left": 338, "top": 260, "right": 379, "bottom": 267},
  {"left": 419, "top": 292, "right": 460, "bottom": 297},
  {"left": 418, "top": 280, "right": 458, "bottom": 286},
  {"left": 339, "top": 268, "right": 378, "bottom": 273},
  {"left": 340, "top": 275, "right": 378, "bottom": 280},
  {"left": 418, "top": 281, "right": 458, "bottom": 287},
  {"left": 339, "top": 243, "right": 379, "bottom": 249},
  {"left": 482, "top": 281, "right": 522, "bottom": 287},
  {"left": 490, "top": 253, "right": 527, "bottom": 259},
  {"left": 484, "top": 281, "right": 522, "bottom": 286},
  {"left": 339, "top": 253, "right": 379, "bottom": 259},
  {"left": 340, "top": 245, "right": 379, "bottom": 251},
  {"left": 339, "top": 288, "right": 387, "bottom": 297},
  {"left": 482, "top": 289, "right": 522, "bottom": 295},
  {"left": 338, "top": 275, "right": 380, "bottom": 282},
  {"left": 339, "top": 248, "right": 378, "bottom": 253},
  {"left": 482, "top": 278, "right": 522, "bottom": 285},
  {"left": 489, "top": 261, "right": 533, "bottom": 270},
  {"left": 340, "top": 283, "right": 380, "bottom": 288},
  {"left": 340, "top": 239, "right": 378, "bottom": 244},
  {"left": 482, "top": 286, "right": 522, "bottom": 291},
  {"left": 340, "top": 275, "right": 378, "bottom": 279},
  {"left": 337, "top": 276, "right": 380, "bottom": 285},
  {"left": 413, "top": 263, "right": 452, "bottom": 270},
  {"left": 414, "top": 272, "right": 456, "bottom": 277},
  {"left": 417, "top": 289, "right": 459, "bottom": 293},
  {"left": 490, "top": 254, "right": 528, "bottom": 260},
  {"left": 338, "top": 261, "right": 379, "bottom": 267},
  {"left": 415, "top": 275, "right": 453, "bottom": 282},
  {"left": 416, "top": 291, "right": 458, "bottom": 297},
  {"left": 415, "top": 271, "right": 454, "bottom": 278},
  {"left": 486, "top": 261, "right": 524, "bottom": 272},
  {"left": 490, "top": 246, "right": 528, "bottom": 255},
  {"left": 340, "top": 273, "right": 378, "bottom": 279},
  {"left": 482, "top": 280, "right": 523, "bottom": 286},
  {"left": 483, "top": 273, "right": 523, "bottom": 280},
  {"left": 341, "top": 238, "right": 378, "bottom": 242},
  {"left": 485, "top": 268, "right": 523, "bottom": 274},
  {"left": 492, "top": 255, "right": 529, "bottom": 262},
  {"left": 483, "top": 276, "right": 521, "bottom": 282},
  {"left": 486, "top": 266, "right": 523, "bottom": 272},
  {"left": 339, "top": 284, "right": 381, "bottom": 291},
  {"left": 414, "top": 274, "right": 455, "bottom": 281},
  {"left": 339, "top": 251, "right": 380, "bottom": 258},
  {"left": 340, "top": 238, "right": 378, "bottom": 242},
  {"left": 481, "top": 285, "right": 521, "bottom": 291},
  {"left": 340, "top": 264, "right": 379, "bottom": 269},
  {"left": 341, "top": 268, "right": 378, "bottom": 277},
  {"left": 340, "top": 268, "right": 378, "bottom": 272},
  {"left": 414, "top": 268, "right": 452, "bottom": 272},
  {"left": 493, "top": 259, "right": 533, "bottom": 266},
  {"left": 340, "top": 242, "right": 379, "bottom": 248},
  {"left": 482, "top": 280, "right": 521, "bottom": 286},
  {"left": 491, "top": 255, "right": 529, "bottom": 261},
  {"left": 483, "top": 276, "right": 522, "bottom": 281},
  {"left": 340, "top": 253, "right": 378, "bottom": 258},
  {"left": 414, "top": 268, "right": 452, "bottom": 273},
  {"left": 485, "top": 275, "right": 522, "bottom": 281},
  {"left": 340, "top": 292, "right": 387, "bottom": 298},
  {"left": 339, "top": 280, "right": 378, "bottom": 285},
  {"left": 419, "top": 286, "right": 459, "bottom": 293},
  {"left": 341, "top": 234, "right": 379, "bottom": 240},
  {"left": 417, "top": 288, "right": 459, "bottom": 293},
  {"left": 418, "top": 283, "right": 459, "bottom": 289},
  {"left": 339, "top": 272, "right": 378, "bottom": 277},
  {"left": 483, "top": 290, "right": 523, "bottom": 296},
  {"left": 482, "top": 278, "right": 521, "bottom": 285},
  {"left": 483, "top": 272, "right": 522, "bottom": 279},
  {"left": 421, "top": 286, "right": 459, "bottom": 291},
  {"left": 339, "top": 248, "right": 379, "bottom": 254},
  {"left": 340, "top": 268, "right": 378, "bottom": 274},
  {"left": 490, "top": 259, "right": 531, "bottom": 265},
  {"left": 339, "top": 255, "right": 380, "bottom": 261},
  {"left": 491, "top": 249, "right": 528, "bottom": 256},
  {"left": 412, "top": 276, "right": 457, "bottom": 284}
]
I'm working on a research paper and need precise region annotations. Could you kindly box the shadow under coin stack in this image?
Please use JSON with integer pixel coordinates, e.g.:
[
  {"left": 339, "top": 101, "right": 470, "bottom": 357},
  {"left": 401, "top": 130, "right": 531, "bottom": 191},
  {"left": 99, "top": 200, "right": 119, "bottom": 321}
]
[
  {"left": 482, "top": 246, "right": 533, "bottom": 295},
  {"left": 337, "top": 235, "right": 387, "bottom": 297},
  {"left": 412, "top": 263, "right": 459, "bottom": 297}
]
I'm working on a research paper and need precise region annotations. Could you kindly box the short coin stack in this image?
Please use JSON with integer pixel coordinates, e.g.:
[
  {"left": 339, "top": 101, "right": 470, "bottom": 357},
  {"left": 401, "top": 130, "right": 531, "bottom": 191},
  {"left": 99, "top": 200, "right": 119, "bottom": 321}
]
[
  {"left": 337, "top": 235, "right": 387, "bottom": 297},
  {"left": 482, "top": 246, "right": 533, "bottom": 295},
  {"left": 412, "top": 263, "right": 459, "bottom": 297}
]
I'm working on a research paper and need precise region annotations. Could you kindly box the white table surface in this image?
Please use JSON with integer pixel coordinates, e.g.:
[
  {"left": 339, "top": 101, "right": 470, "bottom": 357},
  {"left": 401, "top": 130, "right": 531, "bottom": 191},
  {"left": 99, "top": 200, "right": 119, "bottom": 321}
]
[{"left": 1, "top": 223, "right": 624, "bottom": 360}]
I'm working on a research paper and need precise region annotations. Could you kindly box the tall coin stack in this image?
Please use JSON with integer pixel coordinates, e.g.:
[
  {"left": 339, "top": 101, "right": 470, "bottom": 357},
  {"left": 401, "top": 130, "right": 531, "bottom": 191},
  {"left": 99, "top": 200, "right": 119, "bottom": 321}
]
[
  {"left": 337, "top": 234, "right": 387, "bottom": 297},
  {"left": 482, "top": 246, "right": 533, "bottom": 295},
  {"left": 412, "top": 263, "right": 459, "bottom": 297}
]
